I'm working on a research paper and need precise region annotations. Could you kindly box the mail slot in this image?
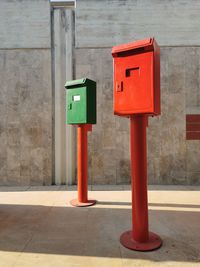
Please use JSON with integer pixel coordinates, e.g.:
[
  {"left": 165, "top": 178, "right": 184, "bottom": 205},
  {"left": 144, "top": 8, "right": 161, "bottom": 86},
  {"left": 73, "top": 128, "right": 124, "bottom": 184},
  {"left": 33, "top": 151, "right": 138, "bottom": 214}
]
[
  {"left": 112, "top": 38, "right": 160, "bottom": 116},
  {"left": 65, "top": 78, "right": 96, "bottom": 124}
]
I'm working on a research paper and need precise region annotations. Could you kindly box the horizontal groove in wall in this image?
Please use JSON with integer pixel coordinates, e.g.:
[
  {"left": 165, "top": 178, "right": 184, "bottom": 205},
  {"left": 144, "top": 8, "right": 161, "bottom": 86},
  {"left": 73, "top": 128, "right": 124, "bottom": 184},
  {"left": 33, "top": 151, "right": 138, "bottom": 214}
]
[
  {"left": 0, "top": 47, "right": 51, "bottom": 51},
  {"left": 2, "top": 46, "right": 199, "bottom": 51},
  {"left": 75, "top": 45, "right": 200, "bottom": 49}
]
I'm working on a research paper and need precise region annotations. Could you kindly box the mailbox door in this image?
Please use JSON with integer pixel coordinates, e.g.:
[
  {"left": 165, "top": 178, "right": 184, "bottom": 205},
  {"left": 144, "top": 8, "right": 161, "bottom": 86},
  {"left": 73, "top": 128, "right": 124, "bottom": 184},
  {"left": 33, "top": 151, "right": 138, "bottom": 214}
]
[
  {"left": 67, "top": 87, "right": 87, "bottom": 124},
  {"left": 114, "top": 51, "right": 154, "bottom": 115}
]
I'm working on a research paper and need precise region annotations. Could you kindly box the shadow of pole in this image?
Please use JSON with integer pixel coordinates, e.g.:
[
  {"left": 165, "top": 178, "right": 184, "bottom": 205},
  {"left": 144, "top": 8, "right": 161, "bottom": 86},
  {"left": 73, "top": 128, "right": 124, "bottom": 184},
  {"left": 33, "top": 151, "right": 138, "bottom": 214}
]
[{"left": 0, "top": 203, "right": 199, "bottom": 262}]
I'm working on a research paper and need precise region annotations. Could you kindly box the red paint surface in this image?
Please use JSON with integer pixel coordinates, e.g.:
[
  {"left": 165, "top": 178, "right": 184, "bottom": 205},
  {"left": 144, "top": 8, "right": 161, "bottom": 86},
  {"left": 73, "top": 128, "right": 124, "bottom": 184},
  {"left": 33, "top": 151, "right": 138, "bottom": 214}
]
[
  {"left": 186, "top": 132, "right": 200, "bottom": 140},
  {"left": 112, "top": 38, "right": 162, "bottom": 251},
  {"left": 186, "top": 114, "right": 200, "bottom": 140},
  {"left": 186, "top": 124, "right": 200, "bottom": 132},
  {"left": 119, "top": 115, "right": 162, "bottom": 251},
  {"left": 112, "top": 38, "right": 153, "bottom": 56},
  {"left": 77, "top": 124, "right": 88, "bottom": 203},
  {"left": 70, "top": 124, "right": 95, "bottom": 207},
  {"left": 186, "top": 114, "right": 200, "bottom": 123},
  {"left": 130, "top": 116, "right": 149, "bottom": 242},
  {"left": 112, "top": 38, "right": 160, "bottom": 116}
]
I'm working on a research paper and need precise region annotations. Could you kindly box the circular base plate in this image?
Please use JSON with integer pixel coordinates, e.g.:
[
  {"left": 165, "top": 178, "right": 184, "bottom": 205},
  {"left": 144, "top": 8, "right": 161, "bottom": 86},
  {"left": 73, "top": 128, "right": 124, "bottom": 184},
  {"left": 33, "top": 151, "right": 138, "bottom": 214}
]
[
  {"left": 120, "top": 230, "right": 162, "bottom": 251},
  {"left": 70, "top": 198, "right": 96, "bottom": 207}
]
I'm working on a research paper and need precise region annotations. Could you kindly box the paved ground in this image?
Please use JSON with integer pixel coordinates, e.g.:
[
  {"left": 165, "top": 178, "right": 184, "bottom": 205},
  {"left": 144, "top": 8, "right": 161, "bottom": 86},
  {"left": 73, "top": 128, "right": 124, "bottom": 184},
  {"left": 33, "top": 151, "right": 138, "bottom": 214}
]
[{"left": 0, "top": 185, "right": 199, "bottom": 267}]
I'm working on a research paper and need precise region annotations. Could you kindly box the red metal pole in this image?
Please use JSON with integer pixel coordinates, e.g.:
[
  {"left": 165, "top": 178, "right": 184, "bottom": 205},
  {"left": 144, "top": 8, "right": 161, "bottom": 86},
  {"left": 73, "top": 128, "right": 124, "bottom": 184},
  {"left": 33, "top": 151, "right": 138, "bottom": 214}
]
[
  {"left": 130, "top": 115, "right": 149, "bottom": 242},
  {"left": 120, "top": 115, "right": 162, "bottom": 251},
  {"left": 77, "top": 124, "right": 88, "bottom": 203},
  {"left": 70, "top": 124, "right": 96, "bottom": 207}
]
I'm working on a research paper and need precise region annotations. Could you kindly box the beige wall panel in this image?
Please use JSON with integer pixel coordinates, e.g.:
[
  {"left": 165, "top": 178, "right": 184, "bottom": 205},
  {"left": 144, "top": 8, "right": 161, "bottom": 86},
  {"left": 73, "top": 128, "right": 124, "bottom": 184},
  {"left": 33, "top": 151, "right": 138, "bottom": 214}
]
[
  {"left": 75, "top": 47, "right": 200, "bottom": 184},
  {"left": 0, "top": 50, "right": 52, "bottom": 185},
  {"left": 76, "top": 0, "right": 200, "bottom": 48},
  {"left": 0, "top": 0, "right": 50, "bottom": 48}
]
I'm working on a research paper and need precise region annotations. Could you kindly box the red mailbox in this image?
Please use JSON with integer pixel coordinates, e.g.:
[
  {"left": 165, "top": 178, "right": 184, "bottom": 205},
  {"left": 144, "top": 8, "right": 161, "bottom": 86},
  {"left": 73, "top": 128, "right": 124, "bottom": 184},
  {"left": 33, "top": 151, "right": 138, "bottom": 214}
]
[
  {"left": 112, "top": 38, "right": 162, "bottom": 252},
  {"left": 112, "top": 37, "right": 160, "bottom": 116}
]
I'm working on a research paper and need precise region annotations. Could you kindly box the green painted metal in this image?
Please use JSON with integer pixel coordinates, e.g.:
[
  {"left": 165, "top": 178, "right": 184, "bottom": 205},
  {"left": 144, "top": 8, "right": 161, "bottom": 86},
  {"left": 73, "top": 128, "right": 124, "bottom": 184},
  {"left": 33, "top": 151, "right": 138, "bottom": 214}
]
[
  {"left": 65, "top": 78, "right": 96, "bottom": 124},
  {"left": 65, "top": 78, "right": 87, "bottom": 88}
]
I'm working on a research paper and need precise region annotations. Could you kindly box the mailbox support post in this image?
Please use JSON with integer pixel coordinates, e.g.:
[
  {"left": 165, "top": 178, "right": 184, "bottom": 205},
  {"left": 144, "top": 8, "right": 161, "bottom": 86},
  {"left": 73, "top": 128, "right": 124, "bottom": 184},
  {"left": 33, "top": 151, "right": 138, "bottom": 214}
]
[
  {"left": 130, "top": 115, "right": 149, "bottom": 242},
  {"left": 120, "top": 115, "right": 162, "bottom": 251},
  {"left": 70, "top": 124, "right": 96, "bottom": 207}
]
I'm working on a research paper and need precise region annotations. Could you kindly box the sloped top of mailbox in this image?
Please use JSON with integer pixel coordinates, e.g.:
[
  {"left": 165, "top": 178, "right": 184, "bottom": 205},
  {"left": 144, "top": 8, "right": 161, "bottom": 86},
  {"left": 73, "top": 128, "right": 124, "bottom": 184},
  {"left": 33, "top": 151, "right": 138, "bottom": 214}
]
[
  {"left": 112, "top": 37, "right": 157, "bottom": 57},
  {"left": 65, "top": 78, "right": 96, "bottom": 89}
]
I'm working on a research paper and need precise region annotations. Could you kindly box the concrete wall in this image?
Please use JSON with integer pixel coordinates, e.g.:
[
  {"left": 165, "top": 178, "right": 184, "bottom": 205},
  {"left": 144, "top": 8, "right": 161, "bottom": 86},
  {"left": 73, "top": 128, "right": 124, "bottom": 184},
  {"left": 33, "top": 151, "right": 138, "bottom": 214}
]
[
  {"left": 75, "top": 0, "right": 200, "bottom": 185},
  {"left": 0, "top": 0, "right": 200, "bottom": 186},
  {"left": 0, "top": 0, "right": 52, "bottom": 185},
  {"left": 76, "top": 0, "right": 200, "bottom": 48}
]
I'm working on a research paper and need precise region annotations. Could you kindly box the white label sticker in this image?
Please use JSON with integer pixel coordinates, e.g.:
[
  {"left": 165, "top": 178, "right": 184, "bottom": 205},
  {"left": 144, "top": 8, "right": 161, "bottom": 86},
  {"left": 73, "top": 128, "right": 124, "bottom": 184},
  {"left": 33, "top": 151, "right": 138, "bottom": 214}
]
[{"left": 73, "top": 95, "right": 80, "bottom": 101}]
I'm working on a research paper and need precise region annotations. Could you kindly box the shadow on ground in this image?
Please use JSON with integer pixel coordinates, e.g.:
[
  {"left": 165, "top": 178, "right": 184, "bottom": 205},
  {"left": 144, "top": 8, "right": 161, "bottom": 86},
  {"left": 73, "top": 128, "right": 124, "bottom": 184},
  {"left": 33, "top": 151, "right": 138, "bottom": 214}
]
[
  {"left": 0, "top": 202, "right": 199, "bottom": 262},
  {"left": 98, "top": 201, "right": 200, "bottom": 209}
]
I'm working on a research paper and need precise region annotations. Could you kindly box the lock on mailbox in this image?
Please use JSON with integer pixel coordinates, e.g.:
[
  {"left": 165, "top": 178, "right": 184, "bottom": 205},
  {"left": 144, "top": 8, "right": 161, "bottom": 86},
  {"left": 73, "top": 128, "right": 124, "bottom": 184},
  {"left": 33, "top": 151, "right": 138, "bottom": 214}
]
[
  {"left": 65, "top": 78, "right": 96, "bottom": 124},
  {"left": 112, "top": 38, "right": 160, "bottom": 116}
]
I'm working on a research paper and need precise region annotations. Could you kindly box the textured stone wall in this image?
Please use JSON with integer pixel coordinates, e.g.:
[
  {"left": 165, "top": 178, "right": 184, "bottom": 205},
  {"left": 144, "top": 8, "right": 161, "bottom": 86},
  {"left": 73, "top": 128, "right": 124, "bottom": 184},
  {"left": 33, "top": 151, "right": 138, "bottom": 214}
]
[
  {"left": 75, "top": 47, "right": 200, "bottom": 185},
  {"left": 75, "top": 49, "right": 130, "bottom": 184},
  {"left": 1, "top": 0, "right": 200, "bottom": 186},
  {"left": 0, "top": 0, "right": 52, "bottom": 186},
  {"left": 76, "top": 0, "right": 200, "bottom": 48},
  {"left": 0, "top": 0, "right": 50, "bottom": 49},
  {"left": 0, "top": 50, "right": 52, "bottom": 186},
  {"left": 148, "top": 47, "right": 200, "bottom": 185},
  {"left": 75, "top": 0, "right": 200, "bottom": 185}
]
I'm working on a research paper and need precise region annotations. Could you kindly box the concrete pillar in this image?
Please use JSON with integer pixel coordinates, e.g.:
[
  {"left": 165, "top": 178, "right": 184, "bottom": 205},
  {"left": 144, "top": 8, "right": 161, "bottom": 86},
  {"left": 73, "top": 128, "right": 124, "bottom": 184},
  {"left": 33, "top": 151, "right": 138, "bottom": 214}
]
[{"left": 51, "top": 3, "right": 76, "bottom": 185}]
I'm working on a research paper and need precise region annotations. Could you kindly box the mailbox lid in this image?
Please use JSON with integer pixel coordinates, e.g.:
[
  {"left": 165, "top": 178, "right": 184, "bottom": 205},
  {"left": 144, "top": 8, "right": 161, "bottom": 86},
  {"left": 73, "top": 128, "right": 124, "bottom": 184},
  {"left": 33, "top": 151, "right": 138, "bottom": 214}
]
[
  {"left": 112, "top": 38, "right": 155, "bottom": 57},
  {"left": 65, "top": 78, "right": 95, "bottom": 89}
]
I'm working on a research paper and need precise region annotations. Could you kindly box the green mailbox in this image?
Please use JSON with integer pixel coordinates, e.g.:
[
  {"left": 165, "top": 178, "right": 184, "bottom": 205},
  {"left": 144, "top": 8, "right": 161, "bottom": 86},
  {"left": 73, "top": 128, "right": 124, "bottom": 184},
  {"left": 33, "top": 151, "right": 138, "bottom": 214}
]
[{"left": 65, "top": 78, "right": 96, "bottom": 124}]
